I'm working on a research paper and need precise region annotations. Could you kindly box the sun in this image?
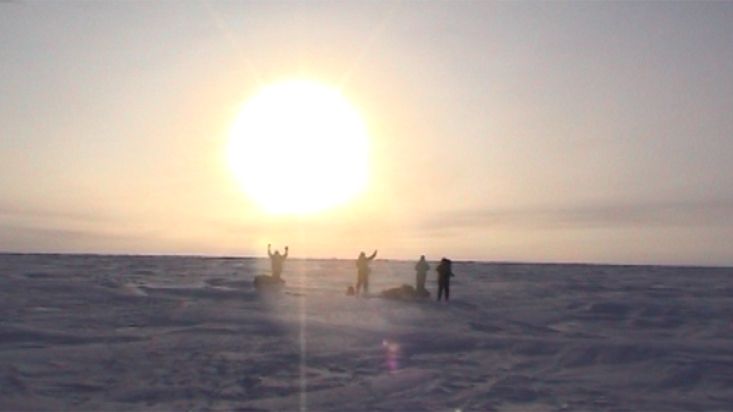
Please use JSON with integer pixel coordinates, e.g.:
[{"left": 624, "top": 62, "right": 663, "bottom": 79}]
[{"left": 228, "top": 79, "right": 369, "bottom": 214}]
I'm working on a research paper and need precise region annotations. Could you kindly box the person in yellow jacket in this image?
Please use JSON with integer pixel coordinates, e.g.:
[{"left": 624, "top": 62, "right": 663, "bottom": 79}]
[
  {"left": 267, "top": 244, "right": 289, "bottom": 280},
  {"left": 355, "top": 250, "right": 377, "bottom": 296}
]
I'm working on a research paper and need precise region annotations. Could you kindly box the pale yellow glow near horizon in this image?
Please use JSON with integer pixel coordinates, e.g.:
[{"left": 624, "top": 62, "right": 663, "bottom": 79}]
[{"left": 228, "top": 79, "right": 369, "bottom": 215}]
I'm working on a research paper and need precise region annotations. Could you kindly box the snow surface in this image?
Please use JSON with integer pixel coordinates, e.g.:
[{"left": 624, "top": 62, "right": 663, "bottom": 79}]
[{"left": 1, "top": 253, "right": 732, "bottom": 411}]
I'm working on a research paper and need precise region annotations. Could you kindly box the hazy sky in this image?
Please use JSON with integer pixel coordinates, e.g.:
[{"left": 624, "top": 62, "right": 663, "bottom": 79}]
[{"left": 2, "top": 1, "right": 732, "bottom": 266}]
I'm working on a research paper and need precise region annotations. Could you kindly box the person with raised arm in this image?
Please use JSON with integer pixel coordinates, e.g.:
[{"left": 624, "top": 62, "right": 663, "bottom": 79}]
[
  {"left": 355, "top": 250, "right": 377, "bottom": 296},
  {"left": 267, "top": 244, "right": 289, "bottom": 280}
]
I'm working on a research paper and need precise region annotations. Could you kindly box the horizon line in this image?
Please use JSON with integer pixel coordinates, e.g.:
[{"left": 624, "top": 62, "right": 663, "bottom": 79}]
[{"left": 0, "top": 250, "right": 730, "bottom": 270}]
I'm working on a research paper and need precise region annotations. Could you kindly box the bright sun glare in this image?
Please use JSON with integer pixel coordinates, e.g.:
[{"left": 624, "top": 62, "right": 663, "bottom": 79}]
[{"left": 229, "top": 79, "right": 369, "bottom": 214}]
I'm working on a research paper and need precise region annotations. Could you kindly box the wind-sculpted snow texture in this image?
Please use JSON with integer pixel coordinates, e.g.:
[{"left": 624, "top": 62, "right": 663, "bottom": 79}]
[{"left": 1, "top": 254, "right": 732, "bottom": 411}]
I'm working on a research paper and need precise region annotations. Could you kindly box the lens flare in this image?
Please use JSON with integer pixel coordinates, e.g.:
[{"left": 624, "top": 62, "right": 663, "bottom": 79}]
[{"left": 382, "top": 339, "right": 401, "bottom": 372}]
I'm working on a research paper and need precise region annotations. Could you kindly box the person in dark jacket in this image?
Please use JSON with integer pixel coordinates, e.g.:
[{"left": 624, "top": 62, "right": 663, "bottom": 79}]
[
  {"left": 436, "top": 257, "right": 454, "bottom": 301},
  {"left": 267, "top": 244, "right": 289, "bottom": 280},
  {"left": 355, "top": 250, "right": 377, "bottom": 296},
  {"left": 415, "top": 255, "right": 430, "bottom": 292}
]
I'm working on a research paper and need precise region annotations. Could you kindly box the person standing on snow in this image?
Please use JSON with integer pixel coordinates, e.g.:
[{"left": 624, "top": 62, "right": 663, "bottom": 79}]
[
  {"left": 436, "top": 257, "right": 455, "bottom": 301},
  {"left": 355, "top": 250, "right": 378, "bottom": 296},
  {"left": 415, "top": 255, "right": 430, "bottom": 292},
  {"left": 268, "top": 244, "right": 289, "bottom": 280}
]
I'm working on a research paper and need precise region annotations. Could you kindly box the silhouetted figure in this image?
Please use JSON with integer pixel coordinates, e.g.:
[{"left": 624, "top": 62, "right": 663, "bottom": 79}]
[
  {"left": 415, "top": 255, "right": 430, "bottom": 292},
  {"left": 436, "top": 258, "right": 455, "bottom": 301},
  {"left": 355, "top": 250, "right": 377, "bottom": 296},
  {"left": 268, "top": 244, "right": 289, "bottom": 280}
]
